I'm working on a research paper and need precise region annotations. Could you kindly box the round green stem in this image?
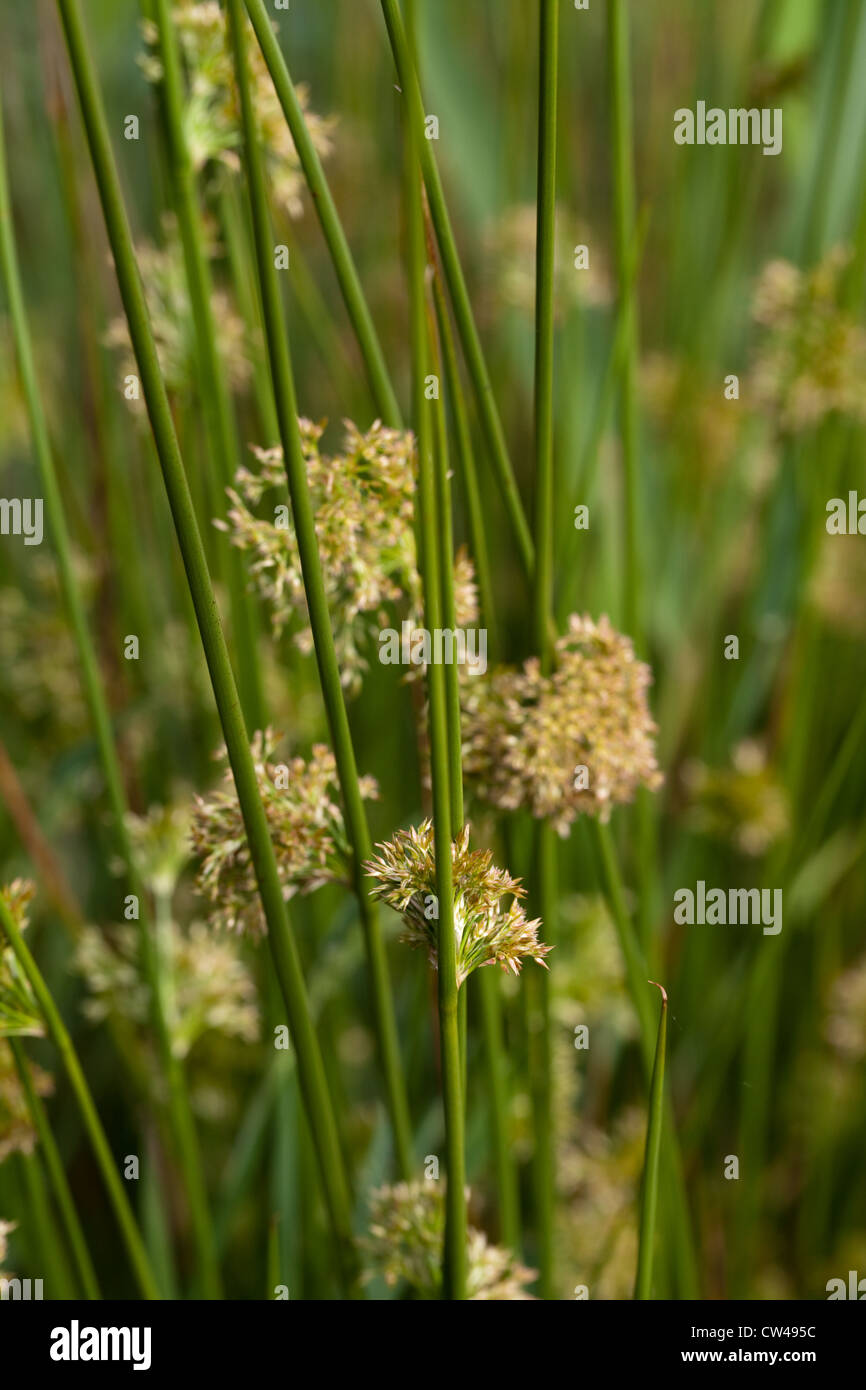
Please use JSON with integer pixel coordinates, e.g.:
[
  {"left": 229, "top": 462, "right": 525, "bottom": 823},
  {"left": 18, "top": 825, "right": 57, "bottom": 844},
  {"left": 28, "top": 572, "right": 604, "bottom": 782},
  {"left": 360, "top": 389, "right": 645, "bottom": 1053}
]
[
  {"left": 0, "top": 898, "right": 160, "bottom": 1299},
  {"left": 0, "top": 63, "right": 221, "bottom": 1300},
  {"left": 9, "top": 1036, "right": 102, "bottom": 1300},
  {"left": 56, "top": 0, "right": 357, "bottom": 1294},
  {"left": 226, "top": 0, "right": 413, "bottom": 1184},
  {"left": 244, "top": 0, "right": 402, "bottom": 429}
]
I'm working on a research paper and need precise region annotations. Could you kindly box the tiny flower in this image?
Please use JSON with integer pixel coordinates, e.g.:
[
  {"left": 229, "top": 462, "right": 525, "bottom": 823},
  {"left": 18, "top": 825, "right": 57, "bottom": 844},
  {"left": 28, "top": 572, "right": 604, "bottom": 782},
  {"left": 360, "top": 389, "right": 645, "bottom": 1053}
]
[
  {"left": 365, "top": 820, "right": 550, "bottom": 987},
  {"left": 0, "top": 881, "right": 43, "bottom": 1039},
  {"left": 361, "top": 1181, "right": 536, "bottom": 1299},
  {"left": 191, "top": 729, "right": 378, "bottom": 935},
  {"left": 461, "top": 613, "right": 662, "bottom": 835}
]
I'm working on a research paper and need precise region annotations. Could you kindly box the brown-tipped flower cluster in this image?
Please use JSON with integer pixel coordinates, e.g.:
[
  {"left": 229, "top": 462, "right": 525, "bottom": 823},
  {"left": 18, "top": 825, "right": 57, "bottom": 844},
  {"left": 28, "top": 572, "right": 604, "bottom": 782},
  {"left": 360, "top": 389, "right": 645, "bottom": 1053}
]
[
  {"left": 365, "top": 820, "right": 550, "bottom": 988},
  {"left": 0, "top": 881, "right": 43, "bottom": 1039},
  {"left": 751, "top": 248, "right": 866, "bottom": 431},
  {"left": 140, "top": 1, "right": 334, "bottom": 218},
  {"left": 361, "top": 1181, "right": 536, "bottom": 1299},
  {"left": 461, "top": 613, "right": 663, "bottom": 835},
  {"left": 219, "top": 419, "right": 478, "bottom": 692},
  {"left": 0, "top": 1040, "right": 53, "bottom": 1162},
  {"left": 682, "top": 740, "right": 789, "bottom": 857},
  {"left": 191, "top": 729, "right": 378, "bottom": 935}
]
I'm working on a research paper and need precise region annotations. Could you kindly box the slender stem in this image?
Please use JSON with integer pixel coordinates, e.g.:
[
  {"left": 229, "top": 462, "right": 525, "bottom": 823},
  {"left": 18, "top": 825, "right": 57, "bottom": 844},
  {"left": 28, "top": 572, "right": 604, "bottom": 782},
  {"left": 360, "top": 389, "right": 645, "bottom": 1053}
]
[
  {"left": 403, "top": 60, "right": 466, "bottom": 1301},
  {"left": 152, "top": 0, "right": 266, "bottom": 736},
  {"left": 0, "top": 66, "right": 222, "bottom": 1300},
  {"left": 244, "top": 0, "right": 402, "bottom": 428},
  {"left": 55, "top": 0, "right": 357, "bottom": 1293},
  {"left": 17, "top": 1151, "right": 76, "bottom": 1299},
  {"left": 0, "top": 897, "right": 160, "bottom": 1299},
  {"left": 525, "top": 0, "right": 560, "bottom": 1301},
  {"left": 594, "top": 819, "right": 699, "bottom": 1296},
  {"left": 635, "top": 982, "right": 667, "bottom": 1300},
  {"left": 380, "top": 0, "right": 534, "bottom": 578},
  {"left": 607, "top": 0, "right": 642, "bottom": 646},
  {"left": 9, "top": 1036, "right": 102, "bottom": 1300},
  {"left": 226, "top": 0, "right": 413, "bottom": 1184},
  {"left": 432, "top": 273, "right": 497, "bottom": 651}
]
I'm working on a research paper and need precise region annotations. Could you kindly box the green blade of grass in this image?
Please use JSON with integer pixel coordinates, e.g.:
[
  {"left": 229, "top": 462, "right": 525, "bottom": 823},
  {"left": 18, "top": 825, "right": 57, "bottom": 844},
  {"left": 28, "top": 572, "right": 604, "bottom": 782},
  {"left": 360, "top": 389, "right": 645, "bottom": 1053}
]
[{"left": 635, "top": 980, "right": 667, "bottom": 1300}]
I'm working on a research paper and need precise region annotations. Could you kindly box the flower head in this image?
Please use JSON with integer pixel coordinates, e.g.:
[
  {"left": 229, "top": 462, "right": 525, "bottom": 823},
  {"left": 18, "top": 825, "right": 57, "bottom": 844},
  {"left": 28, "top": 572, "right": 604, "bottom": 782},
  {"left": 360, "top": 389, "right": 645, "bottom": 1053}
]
[
  {"left": 0, "top": 881, "right": 43, "bottom": 1039},
  {"left": 461, "top": 613, "right": 662, "bottom": 835},
  {"left": 750, "top": 248, "right": 866, "bottom": 431},
  {"left": 0, "top": 1041, "right": 53, "bottom": 1161},
  {"left": 140, "top": 2, "right": 334, "bottom": 218},
  {"left": 682, "top": 740, "right": 789, "bottom": 856},
  {"left": 191, "top": 729, "right": 378, "bottom": 935},
  {"left": 74, "top": 921, "right": 259, "bottom": 1059},
  {"left": 365, "top": 820, "right": 550, "bottom": 987},
  {"left": 361, "top": 1181, "right": 536, "bottom": 1299},
  {"left": 0, "top": 1218, "right": 15, "bottom": 1281},
  {"left": 105, "top": 215, "right": 249, "bottom": 402},
  {"left": 219, "top": 419, "right": 478, "bottom": 692}
]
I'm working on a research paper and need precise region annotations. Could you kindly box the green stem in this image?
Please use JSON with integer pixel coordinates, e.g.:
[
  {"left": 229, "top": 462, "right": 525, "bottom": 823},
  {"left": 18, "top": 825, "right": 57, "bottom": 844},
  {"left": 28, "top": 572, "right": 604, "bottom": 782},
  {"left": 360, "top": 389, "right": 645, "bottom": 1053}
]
[
  {"left": 9, "top": 1036, "right": 102, "bottom": 1300},
  {"left": 56, "top": 0, "right": 357, "bottom": 1294},
  {"left": 226, "top": 0, "right": 413, "bottom": 1185},
  {"left": 432, "top": 273, "right": 497, "bottom": 651},
  {"left": 526, "top": 0, "right": 559, "bottom": 1301},
  {"left": 0, "top": 66, "right": 221, "bottom": 1300},
  {"left": 594, "top": 819, "right": 699, "bottom": 1296},
  {"left": 244, "top": 0, "right": 402, "bottom": 428},
  {"left": 404, "top": 63, "right": 466, "bottom": 1302},
  {"left": 152, "top": 0, "right": 266, "bottom": 736},
  {"left": 380, "top": 0, "right": 534, "bottom": 578},
  {"left": 0, "top": 898, "right": 160, "bottom": 1299},
  {"left": 635, "top": 982, "right": 667, "bottom": 1300}
]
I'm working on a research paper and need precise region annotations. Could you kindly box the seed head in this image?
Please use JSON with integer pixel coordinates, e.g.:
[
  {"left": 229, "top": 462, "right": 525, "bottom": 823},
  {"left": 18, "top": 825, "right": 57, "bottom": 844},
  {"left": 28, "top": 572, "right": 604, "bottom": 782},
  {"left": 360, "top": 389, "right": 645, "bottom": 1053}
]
[
  {"left": 750, "top": 249, "right": 866, "bottom": 431},
  {"left": 219, "top": 419, "right": 478, "bottom": 692},
  {"left": 140, "top": 2, "right": 334, "bottom": 218},
  {"left": 191, "top": 730, "right": 378, "bottom": 935},
  {"left": 365, "top": 820, "right": 550, "bottom": 987},
  {"left": 0, "top": 1041, "right": 53, "bottom": 1162},
  {"left": 361, "top": 1181, "right": 536, "bottom": 1299},
  {"left": 682, "top": 740, "right": 789, "bottom": 857},
  {"left": 74, "top": 921, "right": 259, "bottom": 1059},
  {"left": 461, "top": 614, "right": 662, "bottom": 835}
]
